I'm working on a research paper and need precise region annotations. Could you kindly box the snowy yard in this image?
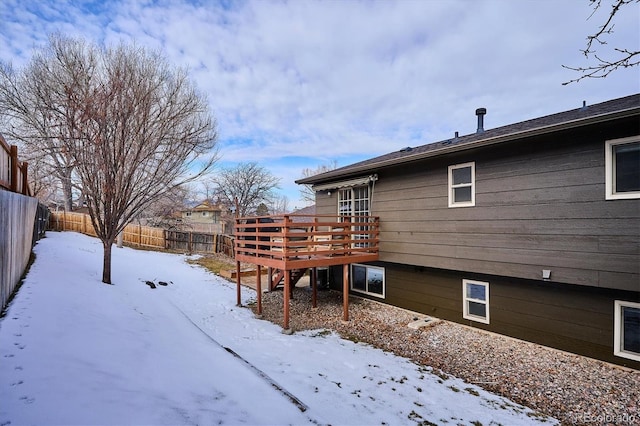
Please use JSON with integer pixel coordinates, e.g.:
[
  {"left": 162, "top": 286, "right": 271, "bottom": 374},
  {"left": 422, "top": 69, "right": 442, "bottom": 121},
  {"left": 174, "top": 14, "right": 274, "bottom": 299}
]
[{"left": 0, "top": 231, "right": 557, "bottom": 425}]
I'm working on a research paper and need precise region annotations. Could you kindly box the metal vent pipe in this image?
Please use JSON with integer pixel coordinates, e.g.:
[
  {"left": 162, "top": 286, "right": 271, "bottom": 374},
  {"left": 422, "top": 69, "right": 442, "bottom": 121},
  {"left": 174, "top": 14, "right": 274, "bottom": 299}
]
[{"left": 475, "top": 108, "right": 486, "bottom": 133}]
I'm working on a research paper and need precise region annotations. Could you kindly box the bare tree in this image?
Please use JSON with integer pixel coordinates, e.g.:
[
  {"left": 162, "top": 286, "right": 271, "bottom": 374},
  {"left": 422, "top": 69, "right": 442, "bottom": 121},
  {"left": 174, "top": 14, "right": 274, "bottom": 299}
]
[
  {"left": 563, "top": 0, "right": 639, "bottom": 84},
  {"left": 0, "top": 48, "right": 85, "bottom": 210},
  {"left": 5, "top": 35, "right": 218, "bottom": 284},
  {"left": 268, "top": 194, "right": 289, "bottom": 215},
  {"left": 22, "top": 144, "right": 60, "bottom": 203},
  {"left": 299, "top": 160, "right": 338, "bottom": 204},
  {"left": 134, "top": 184, "right": 194, "bottom": 227},
  {"left": 212, "top": 162, "right": 280, "bottom": 217}
]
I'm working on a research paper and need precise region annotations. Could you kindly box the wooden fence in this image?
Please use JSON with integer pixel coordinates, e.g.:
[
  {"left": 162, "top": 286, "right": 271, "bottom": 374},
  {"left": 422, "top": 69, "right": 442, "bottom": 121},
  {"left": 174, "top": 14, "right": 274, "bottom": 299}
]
[
  {"left": 0, "top": 191, "right": 39, "bottom": 310},
  {"left": 49, "top": 211, "right": 234, "bottom": 256},
  {"left": 165, "top": 230, "right": 234, "bottom": 256},
  {"left": 0, "top": 134, "right": 30, "bottom": 196}
]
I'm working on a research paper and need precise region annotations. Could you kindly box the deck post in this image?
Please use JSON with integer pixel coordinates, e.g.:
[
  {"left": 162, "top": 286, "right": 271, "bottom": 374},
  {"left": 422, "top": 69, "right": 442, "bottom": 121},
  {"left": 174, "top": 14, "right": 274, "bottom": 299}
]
[
  {"left": 256, "top": 264, "right": 262, "bottom": 316},
  {"left": 236, "top": 260, "right": 242, "bottom": 306},
  {"left": 268, "top": 267, "right": 273, "bottom": 292},
  {"left": 342, "top": 263, "right": 349, "bottom": 322},
  {"left": 311, "top": 267, "right": 317, "bottom": 308},
  {"left": 283, "top": 270, "right": 292, "bottom": 333}
]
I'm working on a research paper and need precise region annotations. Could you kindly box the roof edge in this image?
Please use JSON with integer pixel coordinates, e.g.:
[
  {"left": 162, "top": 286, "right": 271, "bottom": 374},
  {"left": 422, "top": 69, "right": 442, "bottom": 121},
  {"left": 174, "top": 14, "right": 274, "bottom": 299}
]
[{"left": 297, "top": 105, "right": 640, "bottom": 185}]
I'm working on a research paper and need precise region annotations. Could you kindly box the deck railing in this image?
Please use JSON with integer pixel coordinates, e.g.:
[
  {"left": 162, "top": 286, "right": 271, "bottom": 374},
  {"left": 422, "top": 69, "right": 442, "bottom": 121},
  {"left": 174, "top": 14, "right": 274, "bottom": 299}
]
[{"left": 234, "top": 214, "right": 379, "bottom": 270}]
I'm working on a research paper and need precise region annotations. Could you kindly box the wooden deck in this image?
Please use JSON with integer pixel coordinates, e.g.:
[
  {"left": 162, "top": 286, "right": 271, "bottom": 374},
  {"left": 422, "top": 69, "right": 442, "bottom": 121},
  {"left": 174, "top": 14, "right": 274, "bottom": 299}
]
[{"left": 234, "top": 214, "right": 379, "bottom": 331}]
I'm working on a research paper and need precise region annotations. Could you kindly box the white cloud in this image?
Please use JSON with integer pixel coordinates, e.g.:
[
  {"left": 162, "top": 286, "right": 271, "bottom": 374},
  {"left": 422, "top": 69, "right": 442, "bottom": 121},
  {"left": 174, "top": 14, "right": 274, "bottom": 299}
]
[{"left": 1, "top": 0, "right": 638, "bottom": 206}]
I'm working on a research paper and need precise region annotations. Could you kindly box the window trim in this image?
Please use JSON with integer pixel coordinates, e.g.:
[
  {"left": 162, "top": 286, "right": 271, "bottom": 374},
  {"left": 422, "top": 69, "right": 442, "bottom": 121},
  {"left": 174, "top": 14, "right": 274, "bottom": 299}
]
[
  {"left": 605, "top": 136, "right": 640, "bottom": 200},
  {"left": 448, "top": 162, "right": 476, "bottom": 207},
  {"left": 614, "top": 300, "right": 640, "bottom": 362},
  {"left": 462, "top": 279, "right": 490, "bottom": 324},
  {"left": 350, "top": 263, "right": 385, "bottom": 299}
]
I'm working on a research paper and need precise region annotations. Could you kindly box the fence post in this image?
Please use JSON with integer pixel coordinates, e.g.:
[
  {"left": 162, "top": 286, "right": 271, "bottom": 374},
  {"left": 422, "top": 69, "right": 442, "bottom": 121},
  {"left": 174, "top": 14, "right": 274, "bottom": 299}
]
[
  {"left": 188, "top": 232, "right": 193, "bottom": 253},
  {"left": 9, "top": 145, "right": 18, "bottom": 193},
  {"left": 21, "top": 162, "right": 28, "bottom": 195}
]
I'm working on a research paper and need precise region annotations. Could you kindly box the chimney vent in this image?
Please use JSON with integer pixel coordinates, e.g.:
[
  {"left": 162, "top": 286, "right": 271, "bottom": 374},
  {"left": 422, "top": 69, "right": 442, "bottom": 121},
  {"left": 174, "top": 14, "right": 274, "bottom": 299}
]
[{"left": 475, "top": 108, "right": 486, "bottom": 133}]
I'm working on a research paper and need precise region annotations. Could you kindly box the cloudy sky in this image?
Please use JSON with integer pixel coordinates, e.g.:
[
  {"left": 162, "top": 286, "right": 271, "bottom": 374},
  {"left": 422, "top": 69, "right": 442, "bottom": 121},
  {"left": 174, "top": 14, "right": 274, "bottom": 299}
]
[{"left": 1, "top": 0, "right": 638, "bottom": 209}]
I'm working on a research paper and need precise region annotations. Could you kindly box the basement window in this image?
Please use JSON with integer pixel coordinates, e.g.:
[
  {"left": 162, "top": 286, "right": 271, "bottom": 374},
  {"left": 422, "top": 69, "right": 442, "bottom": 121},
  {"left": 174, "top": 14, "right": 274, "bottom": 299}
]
[
  {"left": 614, "top": 300, "right": 640, "bottom": 362},
  {"left": 463, "top": 279, "right": 489, "bottom": 324},
  {"left": 448, "top": 162, "right": 475, "bottom": 207},
  {"left": 351, "top": 264, "right": 385, "bottom": 299},
  {"left": 606, "top": 136, "right": 640, "bottom": 200}
]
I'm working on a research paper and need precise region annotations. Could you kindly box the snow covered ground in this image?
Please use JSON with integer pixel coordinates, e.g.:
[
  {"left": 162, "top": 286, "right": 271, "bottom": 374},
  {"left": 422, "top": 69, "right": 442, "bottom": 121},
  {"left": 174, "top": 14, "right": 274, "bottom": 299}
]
[{"left": 0, "top": 231, "right": 557, "bottom": 425}]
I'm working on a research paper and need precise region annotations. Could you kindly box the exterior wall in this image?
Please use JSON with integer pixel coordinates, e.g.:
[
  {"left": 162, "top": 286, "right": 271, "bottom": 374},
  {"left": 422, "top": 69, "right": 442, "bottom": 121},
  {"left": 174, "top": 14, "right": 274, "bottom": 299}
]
[
  {"left": 184, "top": 222, "right": 225, "bottom": 234},
  {"left": 370, "top": 117, "right": 639, "bottom": 291},
  {"left": 314, "top": 191, "right": 337, "bottom": 216},
  {"left": 318, "top": 115, "right": 639, "bottom": 367},
  {"left": 181, "top": 210, "right": 221, "bottom": 224},
  {"left": 328, "top": 262, "right": 640, "bottom": 369},
  {"left": 181, "top": 208, "right": 225, "bottom": 234}
]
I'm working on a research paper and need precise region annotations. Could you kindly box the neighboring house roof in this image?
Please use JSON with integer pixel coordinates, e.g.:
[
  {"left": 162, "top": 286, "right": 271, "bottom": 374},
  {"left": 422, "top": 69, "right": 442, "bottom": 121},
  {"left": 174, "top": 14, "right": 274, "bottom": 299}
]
[
  {"left": 297, "top": 93, "right": 640, "bottom": 186},
  {"left": 291, "top": 204, "right": 316, "bottom": 216},
  {"left": 289, "top": 204, "right": 316, "bottom": 223}
]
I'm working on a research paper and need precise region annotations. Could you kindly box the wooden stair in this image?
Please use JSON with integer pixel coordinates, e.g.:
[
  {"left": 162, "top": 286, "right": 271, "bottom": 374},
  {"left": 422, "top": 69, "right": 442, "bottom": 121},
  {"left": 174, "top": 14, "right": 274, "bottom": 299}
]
[{"left": 270, "top": 268, "right": 309, "bottom": 295}]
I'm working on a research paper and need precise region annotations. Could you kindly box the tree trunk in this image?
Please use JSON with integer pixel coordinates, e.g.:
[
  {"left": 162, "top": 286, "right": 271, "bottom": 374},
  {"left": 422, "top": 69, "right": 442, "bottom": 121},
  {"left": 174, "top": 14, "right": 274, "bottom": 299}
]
[
  {"left": 61, "top": 173, "right": 73, "bottom": 211},
  {"left": 102, "top": 239, "right": 114, "bottom": 284}
]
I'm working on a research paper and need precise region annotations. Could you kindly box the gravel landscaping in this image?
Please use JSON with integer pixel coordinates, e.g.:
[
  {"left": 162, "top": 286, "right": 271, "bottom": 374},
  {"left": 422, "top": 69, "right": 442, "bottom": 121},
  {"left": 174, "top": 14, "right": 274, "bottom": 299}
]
[{"left": 244, "top": 285, "right": 639, "bottom": 426}]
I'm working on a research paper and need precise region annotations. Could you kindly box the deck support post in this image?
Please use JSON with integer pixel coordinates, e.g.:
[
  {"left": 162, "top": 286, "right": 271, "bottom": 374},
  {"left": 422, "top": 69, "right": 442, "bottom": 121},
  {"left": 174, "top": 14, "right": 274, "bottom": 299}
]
[
  {"left": 283, "top": 270, "right": 291, "bottom": 333},
  {"left": 268, "top": 267, "right": 273, "bottom": 292},
  {"left": 235, "top": 261, "right": 242, "bottom": 306},
  {"left": 311, "top": 267, "right": 317, "bottom": 308},
  {"left": 342, "top": 263, "right": 349, "bottom": 322},
  {"left": 256, "top": 265, "right": 262, "bottom": 316}
]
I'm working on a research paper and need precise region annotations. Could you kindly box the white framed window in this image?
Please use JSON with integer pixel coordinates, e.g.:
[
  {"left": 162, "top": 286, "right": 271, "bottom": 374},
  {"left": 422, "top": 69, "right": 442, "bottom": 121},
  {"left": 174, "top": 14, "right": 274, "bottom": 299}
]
[
  {"left": 463, "top": 279, "right": 489, "bottom": 324},
  {"left": 350, "top": 264, "right": 385, "bottom": 298},
  {"left": 448, "top": 162, "right": 475, "bottom": 207},
  {"left": 605, "top": 136, "right": 640, "bottom": 200},
  {"left": 614, "top": 300, "right": 640, "bottom": 362},
  {"left": 338, "top": 185, "right": 371, "bottom": 247},
  {"left": 338, "top": 186, "right": 370, "bottom": 217},
  {"left": 185, "top": 212, "right": 192, "bottom": 217}
]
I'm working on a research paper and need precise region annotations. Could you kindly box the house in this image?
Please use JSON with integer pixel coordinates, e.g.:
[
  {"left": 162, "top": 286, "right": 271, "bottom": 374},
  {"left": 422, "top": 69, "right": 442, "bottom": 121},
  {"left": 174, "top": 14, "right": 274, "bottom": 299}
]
[
  {"left": 296, "top": 94, "right": 640, "bottom": 369},
  {"left": 181, "top": 200, "right": 230, "bottom": 234}
]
